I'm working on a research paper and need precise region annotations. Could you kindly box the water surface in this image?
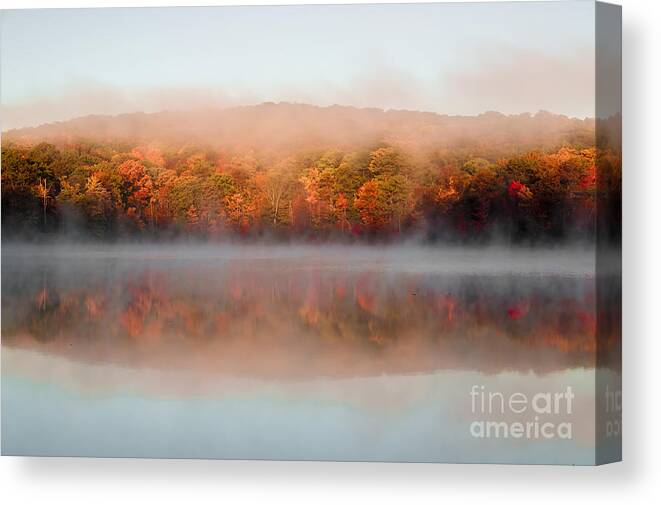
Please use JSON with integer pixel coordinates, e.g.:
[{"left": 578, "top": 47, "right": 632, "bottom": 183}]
[{"left": 2, "top": 244, "right": 601, "bottom": 463}]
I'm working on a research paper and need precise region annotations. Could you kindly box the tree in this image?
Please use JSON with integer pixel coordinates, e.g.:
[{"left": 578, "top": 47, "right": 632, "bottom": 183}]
[
  {"left": 206, "top": 173, "right": 237, "bottom": 201},
  {"left": 225, "top": 192, "right": 256, "bottom": 234},
  {"left": 508, "top": 180, "right": 533, "bottom": 201},
  {"left": 463, "top": 165, "right": 503, "bottom": 230},
  {"left": 300, "top": 163, "right": 336, "bottom": 229},
  {"left": 368, "top": 147, "right": 401, "bottom": 176},
  {"left": 185, "top": 205, "right": 200, "bottom": 231},
  {"left": 0, "top": 137, "right": 603, "bottom": 242},
  {"left": 201, "top": 172, "right": 237, "bottom": 230},
  {"left": 378, "top": 174, "right": 412, "bottom": 232},
  {"left": 462, "top": 158, "right": 492, "bottom": 175},
  {"left": 168, "top": 174, "right": 204, "bottom": 226},
  {"left": 35, "top": 178, "right": 51, "bottom": 229},
  {"left": 117, "top": 160, "right": 154, "bottom": 229},
  {"left": 1, "top": 143, "right": 62, "bottom": 234},
  {"left": 263, "top": 158, "right": 298, "bottom": 226},
  {"left": 333, "top": 151, "right": 370, "bottom": 223},
  {"left": 334, "top": 193, "right": 349, "bottom": 233},
  {"left": 82, "top": 174, "right": 113, "bottom": 237},
  {"left": 355, "top": 180, "right": 388, "bottom": 232}
]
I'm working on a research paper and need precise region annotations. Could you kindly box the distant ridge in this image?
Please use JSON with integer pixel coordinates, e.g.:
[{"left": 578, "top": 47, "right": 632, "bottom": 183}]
[{"left": 2, "top": 102, "right": 595, "bottom": 152}]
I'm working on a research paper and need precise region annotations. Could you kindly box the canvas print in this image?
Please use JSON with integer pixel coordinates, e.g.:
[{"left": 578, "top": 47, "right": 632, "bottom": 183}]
[{"left": 0, "top": 2, "right": 621, "bottom": 464}]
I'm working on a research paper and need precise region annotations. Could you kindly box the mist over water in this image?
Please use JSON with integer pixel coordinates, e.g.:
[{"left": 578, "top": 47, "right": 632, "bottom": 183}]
[
  {"left": 1, "top": 243, "right": 601, "bottom": 462},
  {"left": 2, "top": 243, "right": 596, "bottom": 374}
]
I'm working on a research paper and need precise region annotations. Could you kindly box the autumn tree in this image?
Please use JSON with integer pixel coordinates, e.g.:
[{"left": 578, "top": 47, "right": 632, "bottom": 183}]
[
  {"left": 117, "top": 160, "right": 154, "bottom": 230},
  {"left": 0, "top": 139, "right": 602, "bottom": 242},
  {"left": 168, "top": 174, "right": 204, "bottom": 228},
  {"left": 333, "top": 151, "right": 370, "bottom": 223},
  {"left": 82, "top": 174, "right": 113, "bottom": 237},
  {"left": 368, "top": 147, "right": 401, "bottom": 177},
  {"left": 35, "top": 178, "right": 51, "bottom": 229},
  {"left": 225, "top": 192, "right": 256, "bottom": 234},
  {"left": 262, "top": 158, "right": 298, "bottom": 226},
  {"left": 355, "top": 179, "right": 388, "bottom": 232}
]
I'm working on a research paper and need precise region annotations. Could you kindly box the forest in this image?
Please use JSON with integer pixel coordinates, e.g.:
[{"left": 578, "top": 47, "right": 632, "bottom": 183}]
[{"left": 0, "top": 104, "right": 621, "bottom": 243}]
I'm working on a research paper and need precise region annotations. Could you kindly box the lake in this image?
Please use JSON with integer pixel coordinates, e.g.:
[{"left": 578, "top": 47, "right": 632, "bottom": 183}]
[{"left": 1, "top": 244, "right": 606, "bottom": 463}]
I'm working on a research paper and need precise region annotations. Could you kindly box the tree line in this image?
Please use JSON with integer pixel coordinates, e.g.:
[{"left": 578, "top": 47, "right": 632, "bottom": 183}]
[{"left": 1, "top": 139, "right": 619, "bottom": 242}]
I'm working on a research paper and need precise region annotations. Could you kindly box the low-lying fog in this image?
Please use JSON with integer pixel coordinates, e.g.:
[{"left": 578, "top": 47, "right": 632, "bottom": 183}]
[{"left": 1, "top": 242, "right": 596, "bottom": 276}]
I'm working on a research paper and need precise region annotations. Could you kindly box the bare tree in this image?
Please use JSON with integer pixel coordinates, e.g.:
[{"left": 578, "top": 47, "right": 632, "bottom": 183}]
[{"left": 264, "top": 158, "right": 297, "bottom": 226}]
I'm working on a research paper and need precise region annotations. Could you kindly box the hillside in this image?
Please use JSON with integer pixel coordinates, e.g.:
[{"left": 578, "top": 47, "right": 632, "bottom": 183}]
[
  {"left": 2, "top": 103, "right": 595, "bottom": 155},
  {"left": 1, "top": 102, "right": 612, "bottom": 243}
]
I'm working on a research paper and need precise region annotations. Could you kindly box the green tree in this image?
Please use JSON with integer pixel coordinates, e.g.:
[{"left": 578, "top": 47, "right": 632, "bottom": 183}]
[
  {"left": 168, "top": 174, "right": 204, "bottom": 225},
  {"left": 368, "top": 147, "right": 401, "bottom": 177},
  {"left": 82, "top": 174, "right": 113, "bottom": 237},
  {"left": 462, "top": 158, "right": 492, "bottom": 175},
  {"left": 378, "top": 174, "right": 412, "bottom": 233}
]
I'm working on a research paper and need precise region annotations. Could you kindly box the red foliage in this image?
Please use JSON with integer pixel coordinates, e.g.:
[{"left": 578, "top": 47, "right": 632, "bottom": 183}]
[
  {"left": 508, "top": 180, "right": 523, "bottom": 198},
  {"left": 507, "top": 300, "right": 530, "bottom": 320}
]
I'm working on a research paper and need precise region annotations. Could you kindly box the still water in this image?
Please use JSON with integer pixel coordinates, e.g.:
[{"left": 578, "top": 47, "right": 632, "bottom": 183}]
[{"left": 1, "top": 244, "right": 603, "bottom": 463}]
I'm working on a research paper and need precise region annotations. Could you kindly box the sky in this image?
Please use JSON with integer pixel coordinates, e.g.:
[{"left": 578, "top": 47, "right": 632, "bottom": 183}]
[{"left": 0, "top": 2, "right": 596, "bottom": 129}]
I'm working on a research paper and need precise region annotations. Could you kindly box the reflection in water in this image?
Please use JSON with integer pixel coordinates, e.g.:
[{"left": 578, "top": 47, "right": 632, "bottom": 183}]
[
  {"left": 1, "top": 245, "right": 612, "bottom": 463},
  {"left": 2, "top": 245, "right": 601, "bottom": 377}
]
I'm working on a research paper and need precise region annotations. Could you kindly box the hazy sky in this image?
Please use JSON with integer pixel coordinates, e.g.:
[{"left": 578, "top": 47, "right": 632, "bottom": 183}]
[{"left": 0, "top": 2, "right": 596, "bottom": 129}]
